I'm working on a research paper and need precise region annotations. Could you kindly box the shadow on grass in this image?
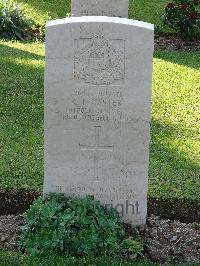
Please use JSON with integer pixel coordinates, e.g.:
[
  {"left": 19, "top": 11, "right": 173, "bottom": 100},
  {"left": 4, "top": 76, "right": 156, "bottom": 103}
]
[
  {"left": 150, "top": 118, "right": 199, "bottom": 173},
  {"left": 1, "top": 43, "right": 44, "bottom": 131},
  {"left": 148, "top": 118, "right": 200, "bottom": 222},
  {"left": 1, "top": 43, "right": 44, "bottom": 190},
  {"left": 0, "top": 43, "right": 44, "bottom": 61},
  {"left": 154, "top": 50, "right": 200, "bottom": 69},
  {"left": 149, "top": 118, "right": 200, "bottom": 202}
]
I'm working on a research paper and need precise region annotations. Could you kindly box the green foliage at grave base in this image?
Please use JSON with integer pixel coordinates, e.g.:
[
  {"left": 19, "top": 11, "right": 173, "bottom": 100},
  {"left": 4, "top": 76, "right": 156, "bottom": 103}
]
[
  {"left": 120, "top": 237, "right": 144, "bottom": 259},
  {"left": 19, "top": 194, "right": 126, "bottom": 256}
]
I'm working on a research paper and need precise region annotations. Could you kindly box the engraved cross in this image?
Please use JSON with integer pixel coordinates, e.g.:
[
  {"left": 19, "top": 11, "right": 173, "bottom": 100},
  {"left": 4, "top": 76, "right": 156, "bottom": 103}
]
[{"left": 79, "top": 126, "right": 113, "bottom": 180}]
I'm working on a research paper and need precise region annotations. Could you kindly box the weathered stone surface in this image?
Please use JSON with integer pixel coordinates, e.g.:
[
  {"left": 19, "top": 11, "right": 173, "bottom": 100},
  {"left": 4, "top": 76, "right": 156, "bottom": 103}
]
[
  {"left": 71, "top": 0, "right": 129, "bottom": 18},
  {"left": 44, "top": 16, "right": 154, "bottom": 226}
]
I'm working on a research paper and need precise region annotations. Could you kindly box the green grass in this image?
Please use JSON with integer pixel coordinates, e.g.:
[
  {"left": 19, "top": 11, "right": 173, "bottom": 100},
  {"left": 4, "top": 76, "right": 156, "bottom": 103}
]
[
  {"left": 0, "top": 41, "right": 44, "bottom": 190},
  {"left": 0, "top": 41, "right": 200, "bottom": 203},
  {"left": 15, "top": 0, "right": 169, "bottom": 34},
  {"left": 129, "top": 0, "right": 169, "bottom": 33},
  {"left": 150, "top": 52, "right": 200, "bottom": 202},
  {"left": 0, "top": 251, "right": 159, "bottom": 266},
  {"left": 0, "top": 251, "right": 198, "bottom": 266}
]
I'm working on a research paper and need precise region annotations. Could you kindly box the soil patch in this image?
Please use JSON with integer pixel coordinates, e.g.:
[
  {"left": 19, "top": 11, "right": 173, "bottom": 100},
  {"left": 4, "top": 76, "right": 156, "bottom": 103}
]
[
  {"left": 0, "top": 215, "right": 23, "bottom": 251},
  {"left": 155, "top": 34, "right": 200, "bottom": 51},
  {"left": 147, "top": 197, "right": 200, "bottom": 224},
  {"left": 145, "top": 215, "right": 200, "bottom": 263},
  {"left": 0, "top": 214, "right": 199, "bottom": 263},
  {"left": 0, "top": 190, "right": 41, "bottom": 215}
]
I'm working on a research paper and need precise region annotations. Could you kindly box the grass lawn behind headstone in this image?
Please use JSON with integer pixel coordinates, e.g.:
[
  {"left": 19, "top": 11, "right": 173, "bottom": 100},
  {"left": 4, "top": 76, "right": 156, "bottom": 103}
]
[
  {"left": 0, "top": 40, "right": 199, "bottom": 204},
  {"left": 15, "top": 0, "right": 169, "bottom": 34}
]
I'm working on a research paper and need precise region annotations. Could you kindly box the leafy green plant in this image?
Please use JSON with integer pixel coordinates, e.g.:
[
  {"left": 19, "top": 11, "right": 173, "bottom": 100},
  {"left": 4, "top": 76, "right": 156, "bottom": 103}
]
[
  {"left": 162, "top": 0, "right": 200, "bottom": 37},
  {"left": 19, "top": 194, "right": 125, "bottom": 256},
  {"left": 0, "top": 0, "right": 50, "bottom": 41},
  {"left": 29, "top": 12, "right": 51, "bottom": 41},
  {"left": 0, "top": 0, "right": 34, "bottom": 40},
  {"left": 119, "top": 237, "right": 144, "bottom": 259}
]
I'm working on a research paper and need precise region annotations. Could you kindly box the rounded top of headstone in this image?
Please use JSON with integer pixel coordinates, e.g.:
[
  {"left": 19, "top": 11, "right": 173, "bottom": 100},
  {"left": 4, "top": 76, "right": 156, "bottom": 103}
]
[{"left": 46, "top": 16, "right": 154, "bottom": 31}]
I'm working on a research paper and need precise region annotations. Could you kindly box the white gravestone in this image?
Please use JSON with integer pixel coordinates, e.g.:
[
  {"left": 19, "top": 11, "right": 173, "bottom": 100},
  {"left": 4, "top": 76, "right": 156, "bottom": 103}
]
[
  {"left": 44, "top": 16, "right": 154, "bottom": 226},
  {"left": 71, "top": 0, "right": 129, "bottom": 18}
]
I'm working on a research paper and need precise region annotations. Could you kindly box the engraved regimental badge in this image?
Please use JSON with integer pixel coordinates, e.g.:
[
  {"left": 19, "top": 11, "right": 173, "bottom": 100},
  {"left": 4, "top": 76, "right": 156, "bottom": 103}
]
[{"left": 74, "top": 33, "right": 125, "bottom": 85}]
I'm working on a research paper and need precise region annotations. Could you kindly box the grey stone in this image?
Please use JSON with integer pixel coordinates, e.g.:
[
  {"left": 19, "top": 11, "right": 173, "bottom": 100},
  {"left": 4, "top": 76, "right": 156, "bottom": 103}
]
[
  {"left": 71, "top": 0, "right": 129, "bottom": 18},
  {"left": 44, "top": 16, "right": 154, "bottom": 226}
]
